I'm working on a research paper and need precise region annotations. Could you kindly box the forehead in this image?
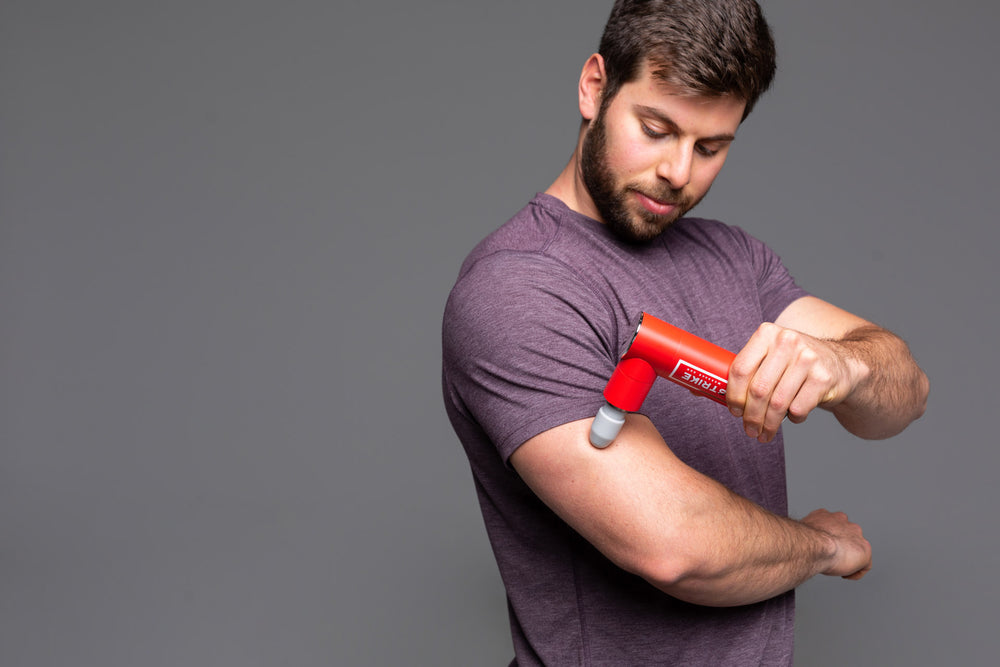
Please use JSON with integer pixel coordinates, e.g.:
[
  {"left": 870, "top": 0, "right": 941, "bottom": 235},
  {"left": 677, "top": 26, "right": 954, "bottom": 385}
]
[{"left": 613, "top": 60, "right": 746, "bottom": 136}]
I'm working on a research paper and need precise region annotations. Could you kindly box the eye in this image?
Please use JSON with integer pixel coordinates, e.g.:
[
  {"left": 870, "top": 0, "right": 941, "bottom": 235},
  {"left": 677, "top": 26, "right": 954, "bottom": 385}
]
[
  {"left": 695, "top": 143, "right": 722, "bottom": 158},
  {"left": 640, "top": 122, "right": 668, "bottom": 139}
]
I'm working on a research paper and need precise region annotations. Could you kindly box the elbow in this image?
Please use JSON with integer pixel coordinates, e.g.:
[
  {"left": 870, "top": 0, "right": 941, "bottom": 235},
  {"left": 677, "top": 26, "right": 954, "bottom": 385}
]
[
  {"left": 599, "top": 519, "right": 720, "bottom": 602},
  {"left": 914, "top": 369, "right": 930, "bottom": 421},
  {"left": 607, "top": 519, "right": 736, "bottom": 605},
  {"left": 637, "top": 556, "right": 740, "bottom": 608},
  {"left": 839, "top": 367, "right": 931, "bottom": 440},
  {"left": 638, "top": 557, "right": 690, "bottom": 592},
  {"left": 901, "top": 344, "right": 930, "bottom": 425},
  {"left": 628, "top": 551, "right": 711, "bottom": 600},
  {"left": 892, "top": 368, "right": 930, "bottom": 433}
]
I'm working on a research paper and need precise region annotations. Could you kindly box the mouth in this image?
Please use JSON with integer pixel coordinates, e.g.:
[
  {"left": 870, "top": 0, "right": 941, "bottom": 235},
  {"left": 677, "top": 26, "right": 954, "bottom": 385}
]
[{"left": 633, "top": 190, "right": 678, "bottom": 216}]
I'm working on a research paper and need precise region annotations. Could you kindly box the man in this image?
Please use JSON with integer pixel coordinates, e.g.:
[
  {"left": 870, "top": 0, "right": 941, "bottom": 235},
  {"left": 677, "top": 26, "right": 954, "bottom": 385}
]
[{"left": 441, "top": 1, "right": 929, "bottom": 664}]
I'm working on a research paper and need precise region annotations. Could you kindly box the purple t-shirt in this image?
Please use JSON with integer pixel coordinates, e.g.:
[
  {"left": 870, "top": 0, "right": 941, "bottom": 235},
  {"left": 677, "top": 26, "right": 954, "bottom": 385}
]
[{"left": 442, "top": 194, "right": 809, "bottom": 665}]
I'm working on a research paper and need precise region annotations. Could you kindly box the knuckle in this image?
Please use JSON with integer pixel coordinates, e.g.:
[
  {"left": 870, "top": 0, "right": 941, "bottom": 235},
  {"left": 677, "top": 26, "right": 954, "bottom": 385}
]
[
  {"left": 748, "top": 380, "right": 770, "bottom": 401},
  {"left": 775, "top": 327, "right": 799, "bottom": 348},
  {"left": 757, "top": 322, "right": 779, "bottom": 337},
  {"left": 768, "top": 391, "right": 789, "bottom": 413},
  {"left": 797, "top": 347, "right": 819, "bottom": 366},
  {"left": 729, "top": 358, "right": 753, "bottom": 379},
  {"left": 810, "top": 366, "right": 834, "bottom": 386},
  {"left": 787, "top": 404, "right": 810, "bottom": 422}
]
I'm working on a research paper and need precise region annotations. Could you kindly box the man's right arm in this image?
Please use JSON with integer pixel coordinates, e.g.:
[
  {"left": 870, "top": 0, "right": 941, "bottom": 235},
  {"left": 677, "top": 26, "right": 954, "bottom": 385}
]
[{"left": 510, "top": 413, "right": 872, "bottom": 607}]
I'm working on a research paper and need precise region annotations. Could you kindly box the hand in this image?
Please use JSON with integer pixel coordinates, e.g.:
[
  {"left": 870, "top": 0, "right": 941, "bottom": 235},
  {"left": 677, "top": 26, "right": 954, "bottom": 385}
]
[
  {"left": 726, "top": 323, "right": 858, "bottom": 443},
  {"left": 801, "top": 509, "right": 873, "bottom": 580}
]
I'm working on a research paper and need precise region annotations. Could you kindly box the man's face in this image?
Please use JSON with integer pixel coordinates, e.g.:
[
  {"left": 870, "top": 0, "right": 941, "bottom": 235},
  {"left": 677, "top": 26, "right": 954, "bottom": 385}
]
[{"left": 580, "top": 62, "right": 746, "bottom": 244}]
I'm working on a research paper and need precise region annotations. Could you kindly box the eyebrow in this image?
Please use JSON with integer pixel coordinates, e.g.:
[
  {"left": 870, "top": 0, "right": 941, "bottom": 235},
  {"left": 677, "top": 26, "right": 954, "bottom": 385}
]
[{"left": 634, "top": 104, "right": 737, "bottom": 143}]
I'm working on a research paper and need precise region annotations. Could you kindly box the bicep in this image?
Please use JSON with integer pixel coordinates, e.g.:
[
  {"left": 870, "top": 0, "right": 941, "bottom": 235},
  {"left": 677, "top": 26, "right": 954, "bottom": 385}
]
[
  {"left": 774, "top": 295, "right": 872, "bottom": 340},
  {"left": 509, "top": 414, "right": 713, "bottom": 580}
]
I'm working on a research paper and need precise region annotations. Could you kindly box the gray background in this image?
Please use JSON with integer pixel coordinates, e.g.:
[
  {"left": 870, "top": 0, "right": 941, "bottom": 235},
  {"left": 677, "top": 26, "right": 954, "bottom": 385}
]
[{"left": 2, "top": 1, "right": 997, "bottom": 665}]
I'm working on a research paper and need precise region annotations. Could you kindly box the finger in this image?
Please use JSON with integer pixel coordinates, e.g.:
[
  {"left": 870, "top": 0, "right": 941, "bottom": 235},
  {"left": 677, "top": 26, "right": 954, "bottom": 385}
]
[
  {"left": 757, "top": 358, "right": 811, "bottom": 442},
  {"left": 789, "top": 356, "right": 840, "bottom": 417},
  {"left": 741, "top": 334, "right": 797, "bottom": 440},
  {"left": 842, "top": 560, "right": 873, "bottom": 580},
  {"left": 726, "top": 329, "right": 772, "bottom": 418},
  {"left": 762, "top": 344, "right": 834, "bottom": 436}
]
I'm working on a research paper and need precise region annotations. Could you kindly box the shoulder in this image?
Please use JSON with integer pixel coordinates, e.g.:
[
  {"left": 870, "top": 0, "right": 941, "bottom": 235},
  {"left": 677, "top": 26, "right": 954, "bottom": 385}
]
[
  {"left": 671, "top": 217, "right": 768, "bottom": 255},
  {"left": 456, "top": 195, "right": 566, "bottom": 278},
  {"left": 447, "top": 196, "right": 618, "bottom": 340},
  {"left": 450, "top": 248, "right": 595, "bottom": 309},
  {"left": 672, "top": 218, "right": 799, "bottom": 282},
  {"left": 444, "top": 248, "right": 615, "bottom": 363}
]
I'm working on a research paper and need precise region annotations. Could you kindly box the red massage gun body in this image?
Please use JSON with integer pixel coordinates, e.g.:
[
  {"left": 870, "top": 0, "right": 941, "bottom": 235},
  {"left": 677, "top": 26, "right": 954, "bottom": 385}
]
[{"left": 589, "top": 312, "right": 736, "bottom": 447}]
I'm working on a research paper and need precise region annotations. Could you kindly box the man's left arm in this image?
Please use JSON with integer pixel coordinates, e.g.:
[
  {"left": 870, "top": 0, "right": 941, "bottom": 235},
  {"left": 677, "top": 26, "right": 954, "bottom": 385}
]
[{"left": 726, "top": 296, "right": 930, "bottom": 442}]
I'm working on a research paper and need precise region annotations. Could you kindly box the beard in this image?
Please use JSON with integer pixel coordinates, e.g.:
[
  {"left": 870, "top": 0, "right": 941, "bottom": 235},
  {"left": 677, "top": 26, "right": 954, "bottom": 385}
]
[{"left": 580, "top": 105, "right": 706, "bottom": 244}]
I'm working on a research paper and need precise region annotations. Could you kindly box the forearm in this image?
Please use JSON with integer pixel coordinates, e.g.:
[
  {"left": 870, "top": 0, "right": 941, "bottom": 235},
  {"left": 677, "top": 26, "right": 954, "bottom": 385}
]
[
  {"left": 644, "top": 473, "right": 838, "bottom": 607},
  {"left": 828, "top": 324, "right": 929, "bottom": 439}
]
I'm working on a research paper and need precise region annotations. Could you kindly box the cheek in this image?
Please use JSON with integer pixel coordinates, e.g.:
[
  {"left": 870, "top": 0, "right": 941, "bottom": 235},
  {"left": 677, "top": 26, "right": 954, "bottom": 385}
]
[
  {"left": 605, "top": 133, "right": 657, "bottom": 177},
  {"left": 691, "top": 162, "right": 726, "bottom": 192}
]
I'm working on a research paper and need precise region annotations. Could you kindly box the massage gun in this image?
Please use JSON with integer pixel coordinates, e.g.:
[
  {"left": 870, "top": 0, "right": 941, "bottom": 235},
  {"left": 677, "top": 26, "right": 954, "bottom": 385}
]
[{"left": 589, "top": 312, "right": 736, "bottom": 448}]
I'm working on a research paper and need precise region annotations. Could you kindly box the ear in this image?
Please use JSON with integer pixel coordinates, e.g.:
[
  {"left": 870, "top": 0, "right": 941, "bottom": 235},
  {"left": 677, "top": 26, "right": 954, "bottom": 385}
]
[{"left": 578, "top": 53, "right": 607, "bottom": 121}]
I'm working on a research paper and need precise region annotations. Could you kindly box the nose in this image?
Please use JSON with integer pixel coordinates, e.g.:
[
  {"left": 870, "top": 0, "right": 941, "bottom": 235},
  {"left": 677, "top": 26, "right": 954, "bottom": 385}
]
[{"left": 655, "top": 143, "right": 693, "bottom": 190}]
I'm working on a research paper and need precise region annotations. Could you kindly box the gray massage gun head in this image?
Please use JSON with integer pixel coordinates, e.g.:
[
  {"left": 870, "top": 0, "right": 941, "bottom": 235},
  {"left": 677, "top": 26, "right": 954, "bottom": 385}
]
[{"left": 589, "top": 403, "right": 627, "bottom": 448}]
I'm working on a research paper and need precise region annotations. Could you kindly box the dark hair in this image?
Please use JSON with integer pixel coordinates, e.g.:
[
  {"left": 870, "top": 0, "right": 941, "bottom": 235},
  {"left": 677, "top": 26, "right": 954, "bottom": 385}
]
[{"left": 597, "top": 0, "right": 776, "bottom": 119}]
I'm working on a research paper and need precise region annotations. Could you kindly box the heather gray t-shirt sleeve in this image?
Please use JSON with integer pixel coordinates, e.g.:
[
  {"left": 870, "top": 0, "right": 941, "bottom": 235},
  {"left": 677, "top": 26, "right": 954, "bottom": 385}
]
[
  {"left": 733, "top": 225, "right": 808, "bottom": 322},
  {"left": 442, "top": 250, "right": 616, "bottom": 464}
]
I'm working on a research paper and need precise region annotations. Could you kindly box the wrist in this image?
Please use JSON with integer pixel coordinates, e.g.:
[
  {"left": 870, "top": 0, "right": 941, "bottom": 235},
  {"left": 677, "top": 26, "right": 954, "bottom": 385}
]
[
  {"left": 796, "top": 516, "right": 839, "bottom": 575},
  {"left": 813, "top": 528, "right": 840, "bottom": 575},
  {"left": 844, "top": 353, "right": 872, "bottom": 396},
  {"left": 820, "top": 338, "right": 872, "bottom": 409}
]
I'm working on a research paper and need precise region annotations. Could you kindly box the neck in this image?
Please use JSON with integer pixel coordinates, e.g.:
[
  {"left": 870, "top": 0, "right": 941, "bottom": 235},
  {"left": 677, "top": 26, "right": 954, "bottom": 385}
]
[{"left": 545, "top": 130, "right": 601, "bottom": 221}]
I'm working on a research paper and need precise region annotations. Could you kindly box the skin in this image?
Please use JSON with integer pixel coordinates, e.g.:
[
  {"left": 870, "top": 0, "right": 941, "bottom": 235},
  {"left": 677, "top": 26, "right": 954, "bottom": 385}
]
[{"left": 513, "top": 54, "right": 930, "bottom": 606}]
